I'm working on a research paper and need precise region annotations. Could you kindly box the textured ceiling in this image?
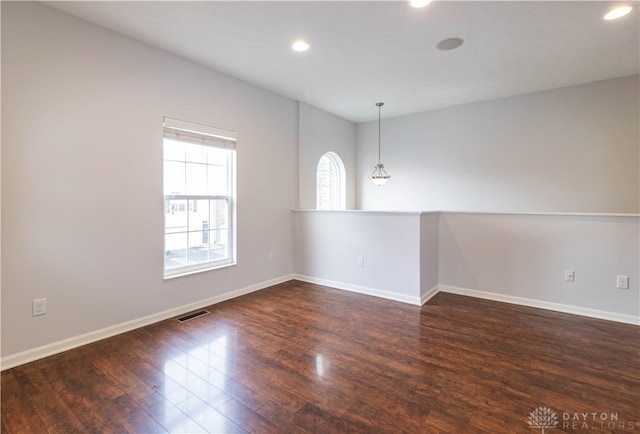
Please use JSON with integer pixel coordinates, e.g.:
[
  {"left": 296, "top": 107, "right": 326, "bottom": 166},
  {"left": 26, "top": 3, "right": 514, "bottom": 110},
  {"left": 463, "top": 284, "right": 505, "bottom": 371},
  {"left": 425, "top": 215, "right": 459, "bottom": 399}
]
[{"left": 45, "top": 1, "right": 639, "bottom": 122}]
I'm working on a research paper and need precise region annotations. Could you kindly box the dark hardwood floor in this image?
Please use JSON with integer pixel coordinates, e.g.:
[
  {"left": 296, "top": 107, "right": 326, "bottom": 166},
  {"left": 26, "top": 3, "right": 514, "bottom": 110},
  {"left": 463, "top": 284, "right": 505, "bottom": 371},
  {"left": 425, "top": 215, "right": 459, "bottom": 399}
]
[{"left": 2, "top": 280, "right": 639, "bottom": 433}]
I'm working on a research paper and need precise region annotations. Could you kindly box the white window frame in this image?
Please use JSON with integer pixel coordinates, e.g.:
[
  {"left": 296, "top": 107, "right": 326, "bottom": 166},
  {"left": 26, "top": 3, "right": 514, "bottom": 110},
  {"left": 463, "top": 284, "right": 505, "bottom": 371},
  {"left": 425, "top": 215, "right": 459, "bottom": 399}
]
[
  {"left": 316, "top": 151, "right": 346, "bottom": 210},
  {"left": 163, "top": 117, "right": 237, "bottom": 279}
]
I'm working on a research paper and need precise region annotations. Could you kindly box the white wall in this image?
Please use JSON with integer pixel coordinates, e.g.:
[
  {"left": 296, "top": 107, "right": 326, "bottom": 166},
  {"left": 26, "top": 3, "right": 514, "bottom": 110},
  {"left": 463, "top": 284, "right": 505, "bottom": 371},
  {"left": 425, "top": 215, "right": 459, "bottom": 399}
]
[
  {"left": 420, "top": 212, "right": 439, "bottom": 301},
  {"left": 357, "top": 76, "right": 639, "bottom": 213},
  {"left": 439, "top": 212, "right": 639, "bottom": 323},
  {"left": 298, "top": 102, "right": 356, "bottom": 209},
  {"left": 292, "top": 210, "right": 424, "bottom": 305},
  {"left": 1, "top": 2, "right": 297, "bottom": 361}
]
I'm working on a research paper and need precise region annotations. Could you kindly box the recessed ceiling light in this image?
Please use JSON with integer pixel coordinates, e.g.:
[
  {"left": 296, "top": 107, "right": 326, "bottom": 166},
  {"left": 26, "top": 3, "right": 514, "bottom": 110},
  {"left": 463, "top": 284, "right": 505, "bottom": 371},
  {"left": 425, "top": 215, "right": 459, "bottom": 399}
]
[
  {"left": 410, "top": 0, "right": 432, "bottom": 8},
  {"left": 604, "top": 5, "right": 633, "bottom": 20},
  {"left": 291, "top": 40, "right": 310, "bottom": 52},
  {"left": 436, "top": 37, "right": 464, "bottom": 51}
]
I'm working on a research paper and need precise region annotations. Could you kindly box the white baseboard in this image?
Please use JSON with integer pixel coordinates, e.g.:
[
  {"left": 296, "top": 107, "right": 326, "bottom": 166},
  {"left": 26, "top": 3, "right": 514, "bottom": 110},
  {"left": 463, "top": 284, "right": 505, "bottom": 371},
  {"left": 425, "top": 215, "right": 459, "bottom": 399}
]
[
  {"left": 292, "top": 274, "right": 422, "bottom": 306},
  {"left": 0, "top": 274, "right": 295, "bottom": 371},
  {"left": 420, "top": 285, "right": 439, "bottom": 305},
  {"left": 290, "top": 278, "right": 639, "bottom": 325},
  {"left": 439, "top": 284, "right": 640, "bottom": 326}
]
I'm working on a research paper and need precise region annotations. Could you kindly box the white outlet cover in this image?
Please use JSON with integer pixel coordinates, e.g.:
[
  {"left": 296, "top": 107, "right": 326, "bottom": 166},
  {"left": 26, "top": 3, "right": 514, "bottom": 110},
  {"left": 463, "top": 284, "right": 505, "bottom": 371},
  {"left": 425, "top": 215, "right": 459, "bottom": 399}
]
[
  {"left": 564, "top": 270, "right": 575, "bottom": 282},
  {"left": 617, "top": 275, "right": 629, "bottom": 289},
  {"left": 32, "top": 298, "right": 47, "bottom": 316}
]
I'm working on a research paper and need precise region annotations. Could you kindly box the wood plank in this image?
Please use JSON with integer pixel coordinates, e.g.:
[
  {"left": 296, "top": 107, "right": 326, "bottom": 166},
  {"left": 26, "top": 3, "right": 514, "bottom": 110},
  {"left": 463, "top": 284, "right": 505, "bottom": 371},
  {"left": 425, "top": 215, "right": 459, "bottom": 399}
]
[
  {"left": 0, "top": 371, "right": 48, "bottom": 434},
  {"left": 216, "top": 398, "right": 282, "bottom": 434}
]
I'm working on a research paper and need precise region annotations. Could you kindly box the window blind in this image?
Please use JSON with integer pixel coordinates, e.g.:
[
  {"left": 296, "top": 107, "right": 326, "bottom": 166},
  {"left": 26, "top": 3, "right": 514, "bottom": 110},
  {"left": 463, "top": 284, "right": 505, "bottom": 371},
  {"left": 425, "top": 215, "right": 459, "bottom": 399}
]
[{"left": 163, "top": 117, "right": 236, "bottom": 150}]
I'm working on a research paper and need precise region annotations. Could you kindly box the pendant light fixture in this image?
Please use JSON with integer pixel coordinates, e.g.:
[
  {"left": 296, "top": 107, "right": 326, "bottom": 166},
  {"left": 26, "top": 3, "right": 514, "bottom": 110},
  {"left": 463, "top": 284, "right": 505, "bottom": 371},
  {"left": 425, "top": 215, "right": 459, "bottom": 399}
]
[{"left": 370, "top": 102, "right": 391, "bottom": 186}]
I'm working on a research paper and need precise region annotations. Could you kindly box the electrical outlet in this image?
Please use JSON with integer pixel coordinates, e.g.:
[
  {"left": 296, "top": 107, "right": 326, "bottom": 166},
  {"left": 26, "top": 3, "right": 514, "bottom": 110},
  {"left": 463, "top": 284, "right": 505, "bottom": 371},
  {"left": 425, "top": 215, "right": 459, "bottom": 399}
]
[
  {"left": 268, "top": 252, "right": 274, "bottom": 263},
  {"left": 33, "top": 298, "right": 47, "bottom": 316},
  {"left": 564, "top": 269, "right": 575, "bottom": 282},
  {"left": 357, "top": 257, "right": 364, "bottom": 268},
  {"left": 616, "top": 275, "right": 629, "bottom": 289}
]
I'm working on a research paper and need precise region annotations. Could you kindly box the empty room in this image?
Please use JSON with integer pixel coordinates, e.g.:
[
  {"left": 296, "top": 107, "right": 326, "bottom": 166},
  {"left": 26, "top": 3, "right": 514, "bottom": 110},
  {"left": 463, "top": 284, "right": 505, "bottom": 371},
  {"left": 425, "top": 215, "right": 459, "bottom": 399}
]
[{"left": 1, "top": 1, "right": 638, "bottom": 433}]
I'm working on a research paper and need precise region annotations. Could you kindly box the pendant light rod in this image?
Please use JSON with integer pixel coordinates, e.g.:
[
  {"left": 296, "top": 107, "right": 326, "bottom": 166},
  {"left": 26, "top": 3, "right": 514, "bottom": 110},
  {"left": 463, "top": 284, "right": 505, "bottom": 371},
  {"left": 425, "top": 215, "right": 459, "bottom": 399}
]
[
  {"left": 370, "top": 102, "right": 390, "bottom": 186},
  {"left": 376, "top": 102, "right": 383, "bottom": 164}
]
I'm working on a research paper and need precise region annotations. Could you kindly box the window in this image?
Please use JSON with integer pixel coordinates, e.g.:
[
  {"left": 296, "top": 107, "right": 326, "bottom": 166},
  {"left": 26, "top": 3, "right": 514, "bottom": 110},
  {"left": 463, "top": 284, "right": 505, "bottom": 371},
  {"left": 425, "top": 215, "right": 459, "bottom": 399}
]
[
  {"left": 316, "top": 151, "right": 346, "bottom": 210},
  {"left": 163, "top": 117, "right": 236, "bottom": 278}
]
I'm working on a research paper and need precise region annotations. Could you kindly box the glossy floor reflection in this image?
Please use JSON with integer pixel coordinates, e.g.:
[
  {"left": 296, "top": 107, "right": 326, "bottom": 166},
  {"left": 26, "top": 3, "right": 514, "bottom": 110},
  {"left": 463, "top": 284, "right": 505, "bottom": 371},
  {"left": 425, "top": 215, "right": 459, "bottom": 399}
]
[{"left": 2, "top": 280, "right": 639, "bottom": 433}]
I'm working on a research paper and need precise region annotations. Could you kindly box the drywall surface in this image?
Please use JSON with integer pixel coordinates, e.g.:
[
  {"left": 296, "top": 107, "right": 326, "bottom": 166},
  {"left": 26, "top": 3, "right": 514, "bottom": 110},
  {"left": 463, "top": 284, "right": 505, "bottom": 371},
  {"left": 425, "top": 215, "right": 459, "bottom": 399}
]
[
  {"left": 292, "top": 210, "right": 422, "bottom": 304},
  {"left": 439, "top": 212, "right": 640, "bottom": 321},
  {"left": 1, "top": 2, "right": 296, "bottom": 358},
  {"left": 298, "top": 103, "right": 356, "bottom": 209},
  {"left": 357, "top": 76, "right": 639, "bottom": 213},
  {"left": 420, "top": 212, "right": 439, "bottom": 299}
]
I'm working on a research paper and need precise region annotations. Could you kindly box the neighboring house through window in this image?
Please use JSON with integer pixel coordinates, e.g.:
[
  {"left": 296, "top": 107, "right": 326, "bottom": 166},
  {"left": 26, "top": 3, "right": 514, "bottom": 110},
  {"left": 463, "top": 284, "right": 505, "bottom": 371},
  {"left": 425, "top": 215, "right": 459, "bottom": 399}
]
[
  {"left": 316, "top": 151, "right": 346, "bottom": 210},
  {"left": 163, "top": 117, "right": 236, "bottom": 278}
]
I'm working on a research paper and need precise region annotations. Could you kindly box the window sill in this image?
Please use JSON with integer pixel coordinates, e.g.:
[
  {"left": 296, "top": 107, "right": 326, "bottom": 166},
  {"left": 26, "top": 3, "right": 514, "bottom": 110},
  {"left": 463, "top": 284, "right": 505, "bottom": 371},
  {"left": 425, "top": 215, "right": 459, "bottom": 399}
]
[{"left": 164, "top": 261, "right": 236, "bottom": 280}]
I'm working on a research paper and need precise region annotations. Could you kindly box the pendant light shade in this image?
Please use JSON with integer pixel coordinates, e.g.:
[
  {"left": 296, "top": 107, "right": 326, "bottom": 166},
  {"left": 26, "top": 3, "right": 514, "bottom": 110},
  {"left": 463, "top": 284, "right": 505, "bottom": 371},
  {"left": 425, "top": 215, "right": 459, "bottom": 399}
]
[
  {"left": 370, "top": 102, "right": 390, "bottom": 186},
  {"left": 371, "top": 163, "right": 390, "bottom": 186}
]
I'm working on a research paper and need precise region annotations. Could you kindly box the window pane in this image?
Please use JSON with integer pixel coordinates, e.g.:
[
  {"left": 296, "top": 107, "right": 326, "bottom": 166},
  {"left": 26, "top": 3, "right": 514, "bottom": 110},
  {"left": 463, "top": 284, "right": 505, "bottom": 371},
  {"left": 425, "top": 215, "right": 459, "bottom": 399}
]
[
  {"left": 207, "top": 164, "right": 228, "bottom": 196},
  {"left": 164, "top": 161, "right": 185, "bottom": 195},
  {"left": 317, "top": 155, "right": 337, "bottom": 209},
  {"left": 209, "top": 229, "right": 228, "bottom": 260},
  {"left": 207, "top": 147, "right": 228, "bottom": 166},
  {"left": 163, "top": 196, "right": 231, "bottom": 272},
  {"left": 163, "top": 139, "right": 186, "bottom": 161},
  {"left": 316, "top": 152, "right": 345, "bottom": 210},
  {"left": 185, "top": 143, "right": 208, "bottom": 164},
  {"left": 166, "top": 199, "right": 187, "bottom": 233},
  {"left": 210, "top": 199, "right": 228, "bottom": 229},
  {"left": 185, "top": 162, "right": 207, "bottom": 195},
  {"left": 188, "top": 199, "right": 209, "bottom": 232},
  {"left": 165, "top": 233, "right": 187, "bottom": 269},
  {"left": 187, "top": 231, "right": 209, "bottom": 265}
]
